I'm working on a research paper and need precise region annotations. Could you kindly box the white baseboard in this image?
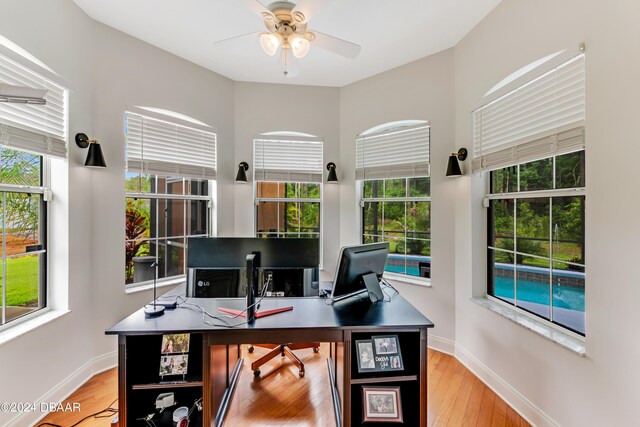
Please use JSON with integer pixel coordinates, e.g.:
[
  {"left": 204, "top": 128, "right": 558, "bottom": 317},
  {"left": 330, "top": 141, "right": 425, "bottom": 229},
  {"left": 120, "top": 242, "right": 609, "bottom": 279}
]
[
  {"left": 454, "top": 343, "right": 558, "bottom": 427},
  {"left": 427, "top": 334, "right": 455, "bottom": 355},
  {"left": 5, "top": 351, "right": 117, "bottom": 427}
]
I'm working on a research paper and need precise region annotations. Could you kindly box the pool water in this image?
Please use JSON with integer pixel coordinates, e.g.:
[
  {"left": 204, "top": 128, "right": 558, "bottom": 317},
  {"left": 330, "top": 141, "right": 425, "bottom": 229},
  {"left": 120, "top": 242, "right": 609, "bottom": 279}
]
[
  {"left": 494, "top": 277, "right": 584, "bottom": 312},
  {"left": 385, "top": 265, "right": 420, "bottom": 276},
  {"left": 384, "top": 264, "right": 584, "bottom": 313}
]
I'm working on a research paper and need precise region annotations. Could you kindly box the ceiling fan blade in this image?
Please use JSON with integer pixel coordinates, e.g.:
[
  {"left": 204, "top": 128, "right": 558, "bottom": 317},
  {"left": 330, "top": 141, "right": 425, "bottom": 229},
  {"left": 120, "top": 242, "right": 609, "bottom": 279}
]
[
  {"left": 291, "top": 0, "right": 334, "bottom": 24},
  {"left": 311, "top": 31, "right": 361, "bottom": 59},
  {"left": 241, "top": 0, "right": 276, "bottom": 21},
  {"left": 214, "top": 31, "right": 260, "bottom": 48}
]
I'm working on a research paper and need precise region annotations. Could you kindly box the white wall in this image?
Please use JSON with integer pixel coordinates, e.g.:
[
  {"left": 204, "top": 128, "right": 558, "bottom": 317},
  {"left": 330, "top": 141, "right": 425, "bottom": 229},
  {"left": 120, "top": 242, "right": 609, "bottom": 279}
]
[
  {"left": 0, "top": 1, "right": 93, "bottom": 425},
  {"left": 233, "top": 82, "right": 341, "bottom": 276},
  {"left": 89, "top": 21, "right": 236, "bottom": 359},
  {"left": 454, "top": 0, "right": 640, "bottom": 425},
  {"left": 339, "top": 50, "right": 457, "bottom": 345},
  {"left": 0, "top": 2, "right": 237, "bottom": 424}
]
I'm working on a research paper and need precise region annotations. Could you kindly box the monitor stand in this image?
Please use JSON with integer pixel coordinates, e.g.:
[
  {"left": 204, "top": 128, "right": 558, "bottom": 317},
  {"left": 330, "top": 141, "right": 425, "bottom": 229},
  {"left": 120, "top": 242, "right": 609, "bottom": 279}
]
[{"left": 362, "top": 272, "right": 384, "bottom": 303}]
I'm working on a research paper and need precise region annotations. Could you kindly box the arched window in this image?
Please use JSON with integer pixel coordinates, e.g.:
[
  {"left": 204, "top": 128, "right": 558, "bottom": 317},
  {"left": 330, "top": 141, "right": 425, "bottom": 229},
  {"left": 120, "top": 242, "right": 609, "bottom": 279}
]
[
  {"left": 0, "top": 36, "right": 69, "bottom": 327},
  {"left": 356, "top": 121, "right": 431, "bottom": 280},
  {"left": 124, "top": 107, "right": 216, "bottom": 287},
  {"left": 253, "top": 132, "right": 323, "bottom": 240}
]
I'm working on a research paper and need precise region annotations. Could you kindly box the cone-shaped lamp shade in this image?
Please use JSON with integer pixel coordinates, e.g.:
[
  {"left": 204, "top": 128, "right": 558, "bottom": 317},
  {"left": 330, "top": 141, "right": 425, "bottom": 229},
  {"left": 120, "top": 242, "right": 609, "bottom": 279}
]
[
  {"left": 326, "top": 162, "right": 338, "bottom": 182},
  {"left": 259, "top": 32, "right": 281, "bottom": 56},
  {"left": 290, "top": 34, "right": 311, "bottom": 59},
  {"left": 446, "top": 155, "right": 462, "bottom": 176},
  {"left": 85, "top": 142, "right": 106, "bottom": 167},
  {"left": 236, "top": 162, "right": 249, "bottom": 182}
]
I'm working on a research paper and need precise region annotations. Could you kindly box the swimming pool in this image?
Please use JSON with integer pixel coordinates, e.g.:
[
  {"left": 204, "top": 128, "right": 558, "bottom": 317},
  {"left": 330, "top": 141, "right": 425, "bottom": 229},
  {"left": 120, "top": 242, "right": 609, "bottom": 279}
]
[
  {"left": 493, "top": 277, "right": 584, "bottom": 312},
  {"left": 385, "top": 264, "right": 420, "bottom": 276},
  {"left": 385, "top": 260, "right": 585, "bottom": 334}
]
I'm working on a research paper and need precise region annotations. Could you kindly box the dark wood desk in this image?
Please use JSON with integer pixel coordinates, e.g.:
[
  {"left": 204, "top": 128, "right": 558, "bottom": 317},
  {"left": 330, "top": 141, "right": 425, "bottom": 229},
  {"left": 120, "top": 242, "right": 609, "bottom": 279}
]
[{"left": 106, "top": 289, "right": 434, "bottom": 426}]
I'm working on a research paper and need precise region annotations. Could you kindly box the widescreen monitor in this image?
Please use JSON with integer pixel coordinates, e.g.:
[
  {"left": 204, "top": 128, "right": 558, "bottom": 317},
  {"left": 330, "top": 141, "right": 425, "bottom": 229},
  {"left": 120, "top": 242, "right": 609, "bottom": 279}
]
[
  {"left": 330, "top": 242, "right": 389, "bottom": 302},
  {"left": 186, "top": 237, "right": 320, "bottom": 297}
]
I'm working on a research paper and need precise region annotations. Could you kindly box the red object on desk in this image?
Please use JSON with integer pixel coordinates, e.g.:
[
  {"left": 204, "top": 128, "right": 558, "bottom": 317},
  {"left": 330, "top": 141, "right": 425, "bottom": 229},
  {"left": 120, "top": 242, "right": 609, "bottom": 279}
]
[{"left": 218, "top": 306, "right": 293, "bottom": 318}]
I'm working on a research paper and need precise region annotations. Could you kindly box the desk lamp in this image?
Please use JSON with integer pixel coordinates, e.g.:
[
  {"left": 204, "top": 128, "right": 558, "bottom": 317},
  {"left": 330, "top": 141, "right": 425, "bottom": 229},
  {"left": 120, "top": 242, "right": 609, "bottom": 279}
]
[{"left": 145, "top": 261, "right": 165, "bottom": 317}]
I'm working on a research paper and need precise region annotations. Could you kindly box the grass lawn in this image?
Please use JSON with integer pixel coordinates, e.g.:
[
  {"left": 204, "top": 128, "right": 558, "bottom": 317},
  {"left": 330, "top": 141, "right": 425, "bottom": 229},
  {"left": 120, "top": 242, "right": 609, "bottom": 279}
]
[{"left": 1, "top": 255, "right": 39, "bottom": 307}]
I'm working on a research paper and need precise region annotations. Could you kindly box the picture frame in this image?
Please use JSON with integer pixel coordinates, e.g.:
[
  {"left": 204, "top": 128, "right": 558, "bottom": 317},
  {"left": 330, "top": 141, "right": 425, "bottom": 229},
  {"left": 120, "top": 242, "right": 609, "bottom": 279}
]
[
  {"left": 362, "top": 386, "right": 403, "bottom": 423},
  {"left": 161, "top": 333, "right": 190, "bottom": 354},
  {"left": 356, "top": 340, "right": 376, "bottom": 372},
  {"left": 355, "top": 335, "right": 404, "bottom": 373},
  {"left": 372, "top": 335, "right": 399, "bottom": 355},
  {"left": 159, "top": 354, "right": 189, "bottom": 376}
]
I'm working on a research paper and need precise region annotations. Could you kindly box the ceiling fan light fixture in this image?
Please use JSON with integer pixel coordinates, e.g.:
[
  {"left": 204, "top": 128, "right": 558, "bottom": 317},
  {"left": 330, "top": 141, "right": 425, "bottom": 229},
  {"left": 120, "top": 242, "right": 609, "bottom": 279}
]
[
  {"left": 290, "top": 34, "right": 311, "bottom": 59},
  {"left": 259, "top": 32, "right": 282, "bottom": 56}
]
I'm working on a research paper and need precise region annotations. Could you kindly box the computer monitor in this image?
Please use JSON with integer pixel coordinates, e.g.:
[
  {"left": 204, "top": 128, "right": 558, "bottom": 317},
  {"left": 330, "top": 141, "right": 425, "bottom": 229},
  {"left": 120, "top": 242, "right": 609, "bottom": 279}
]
[
  {"left": 186, "top": 237, "right": 319, "bottom": 298},
  {"left": 330, "top": 242, "right": 389, "bottom": 302}
]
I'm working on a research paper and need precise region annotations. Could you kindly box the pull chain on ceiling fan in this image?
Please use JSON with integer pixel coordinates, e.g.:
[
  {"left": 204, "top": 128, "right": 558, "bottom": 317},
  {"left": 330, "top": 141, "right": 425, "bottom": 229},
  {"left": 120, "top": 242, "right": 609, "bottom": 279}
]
[{"left": 215, "top": 0, "right": 361, "bottom": 77}]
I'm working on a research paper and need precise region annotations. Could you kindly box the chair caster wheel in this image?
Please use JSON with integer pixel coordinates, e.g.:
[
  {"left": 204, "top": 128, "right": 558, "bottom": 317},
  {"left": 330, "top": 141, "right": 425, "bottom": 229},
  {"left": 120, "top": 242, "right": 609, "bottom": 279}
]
[
  {"left": 313, "top": 347, "right": 319, "bottom": 353},
  {"left": 253, "top": 370, "right": 260, "bottom": 377},
  {"left": 248, "top": 346, "right": 254, "bottom": 353},
  {"left": 299, "top": 370, "right": 305, "bottom": 378}
]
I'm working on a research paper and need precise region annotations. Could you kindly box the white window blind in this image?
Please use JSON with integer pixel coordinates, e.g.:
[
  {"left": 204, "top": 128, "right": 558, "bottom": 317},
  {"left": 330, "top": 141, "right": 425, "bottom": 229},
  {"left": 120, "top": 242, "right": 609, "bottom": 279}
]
[
  {"left": 356, "top": 123, "right": 430, "bottom": 180},
  {"left": 125, "top": 111, "right": 217, "bottom": 180},
  {"left": 254, "top": 136, "right": 323, "bottom": 183},
  {"left": 472, "top": 54, "right": 585, "bottom": 172},
  {"left": 0, "top": 52, "right": 67, "bottom": 158}
]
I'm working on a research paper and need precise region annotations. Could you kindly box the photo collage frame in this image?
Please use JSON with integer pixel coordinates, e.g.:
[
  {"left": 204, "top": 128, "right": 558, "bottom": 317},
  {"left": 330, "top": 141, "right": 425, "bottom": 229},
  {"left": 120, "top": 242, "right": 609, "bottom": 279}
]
[
  {"left": 159, "top": 333, "right": 190, "bottom": 379},
  {"left": 355, "top": 334, "right": 404, "bottom": 373}
]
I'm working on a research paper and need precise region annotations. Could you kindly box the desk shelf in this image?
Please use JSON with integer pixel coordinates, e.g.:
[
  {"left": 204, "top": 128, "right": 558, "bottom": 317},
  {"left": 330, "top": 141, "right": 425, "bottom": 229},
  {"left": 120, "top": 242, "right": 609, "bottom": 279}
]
[
  {"left": 124, "top": 334, "right": 204, "bottom": 427},
  {"left": 131, "top": 381, "right": 204, "bottom": 390},
  {"left": 350, "top": 375, "right": 417, "bottom": 385},
  {"left": 348, "top": 331, "right": 422, "bottom": 427}
]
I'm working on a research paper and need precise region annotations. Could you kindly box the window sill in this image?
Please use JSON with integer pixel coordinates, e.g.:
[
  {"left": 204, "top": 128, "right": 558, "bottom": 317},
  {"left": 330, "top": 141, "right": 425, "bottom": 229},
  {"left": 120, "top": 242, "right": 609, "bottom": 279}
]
[
  {"left": 384, "top": 273, "right": 431, "bottom": 288},
  {"left": 471, "top": 297, "right": 585, "bottom": 356},
  {"left": 125, "top": 276, "right": 186, "bottom": 294},
  {"left": 0, "top": 309, "right": 71, "bottom": 347}
]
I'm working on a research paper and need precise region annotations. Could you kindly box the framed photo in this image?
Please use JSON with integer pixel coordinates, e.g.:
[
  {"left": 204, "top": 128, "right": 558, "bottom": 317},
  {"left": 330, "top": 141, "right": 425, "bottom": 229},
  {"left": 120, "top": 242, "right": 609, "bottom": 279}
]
[
  {"left": 362, "top": 386, "right": 403, "bottom": 423},
  {"left": 161, "top": 333, "right": 190, "bottom": 354},
  {"left": 356, "top": 340, "right": 376, "bottom": 372},
  {"left": 159, "top": 354, "right": 189, "bottom": 376},
  {"left": 372, "top": 335, "right": 398, "bottom": 355},
  {"left": 352, "top": 335, "right": 403, "bottom": 372}
]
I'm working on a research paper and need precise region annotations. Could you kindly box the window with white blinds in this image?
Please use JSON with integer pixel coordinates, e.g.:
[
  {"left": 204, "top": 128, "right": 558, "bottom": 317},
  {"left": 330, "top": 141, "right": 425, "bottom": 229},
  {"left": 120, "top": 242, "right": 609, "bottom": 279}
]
[
  {"left": 253, "top": 135, "right": 323, "bottom": 183},
  {"left": 0, "top": 52, "right": 68, "bottom": 158},
  {"left": 356, "top": 123, "right": 430, "bottom": 180},
  {"left": 125, "top": 111, "right": 217, "bottom": 180},
  {"left": 472, "top": 54, "right": 585, "bottom": 172}
]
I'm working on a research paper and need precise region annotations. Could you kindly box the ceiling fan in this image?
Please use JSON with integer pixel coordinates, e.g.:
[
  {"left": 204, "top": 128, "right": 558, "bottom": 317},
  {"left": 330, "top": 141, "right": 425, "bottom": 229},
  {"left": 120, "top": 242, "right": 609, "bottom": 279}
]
[{"left": 215, "top": 0, "right": 361, "bottom": 77}]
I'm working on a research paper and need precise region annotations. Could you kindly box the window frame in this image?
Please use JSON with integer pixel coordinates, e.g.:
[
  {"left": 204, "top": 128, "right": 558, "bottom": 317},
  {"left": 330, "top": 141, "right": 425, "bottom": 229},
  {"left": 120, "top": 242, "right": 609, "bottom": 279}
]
[
  {"left": 254, "top": 181, "right": 322, "bottom": 269},
  {"left": 125, "top": 176, "right": 213, "bottom": 289},
  {"left": 0, "top": 153, "right": 50, "bottom": 331},
  {"left": 360, "top": 177, "right": 431, "bottom": 284},
  {"left": 0, "top": 38, "right": 67, "bottom": 332},
  {"left": 486, "top": 152, "right": 586, "bottom": 337}
]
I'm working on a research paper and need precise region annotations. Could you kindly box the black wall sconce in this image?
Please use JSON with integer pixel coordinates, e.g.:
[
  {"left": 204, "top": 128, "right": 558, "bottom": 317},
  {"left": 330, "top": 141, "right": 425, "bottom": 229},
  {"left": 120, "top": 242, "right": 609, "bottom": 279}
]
[
  {"left": 235, "top": 161, "right": 249, "bottom": 182},
  {"left": 75, "top": 133, "right": 106, "bottom": 168},
  {"left": 446, "top": 148, "right": 467, "bottom": 177},
  {"left": 326, "top": 162, "right": 338, "bottom": 183}
]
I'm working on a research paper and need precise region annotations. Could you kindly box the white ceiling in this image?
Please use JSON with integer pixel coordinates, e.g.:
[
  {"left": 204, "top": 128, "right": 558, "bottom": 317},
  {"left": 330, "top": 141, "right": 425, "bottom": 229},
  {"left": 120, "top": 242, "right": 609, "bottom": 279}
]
[{"left": 73, "top": 0, "right": 501, "bottom": 87}]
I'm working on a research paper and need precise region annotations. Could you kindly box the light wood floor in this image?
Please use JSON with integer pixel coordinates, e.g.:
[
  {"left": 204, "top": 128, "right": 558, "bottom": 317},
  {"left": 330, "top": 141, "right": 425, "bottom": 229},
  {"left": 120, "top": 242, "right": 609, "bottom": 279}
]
[{"left": 38, "top": 346, "right": 529, "bottom": 427}]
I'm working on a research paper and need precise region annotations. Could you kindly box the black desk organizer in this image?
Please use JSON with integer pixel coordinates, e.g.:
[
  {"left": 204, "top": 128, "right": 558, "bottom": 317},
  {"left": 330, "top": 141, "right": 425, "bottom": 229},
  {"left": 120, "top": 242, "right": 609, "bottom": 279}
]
[{"left": 125, "top": 334, "right": 203, "bottom": 426}]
